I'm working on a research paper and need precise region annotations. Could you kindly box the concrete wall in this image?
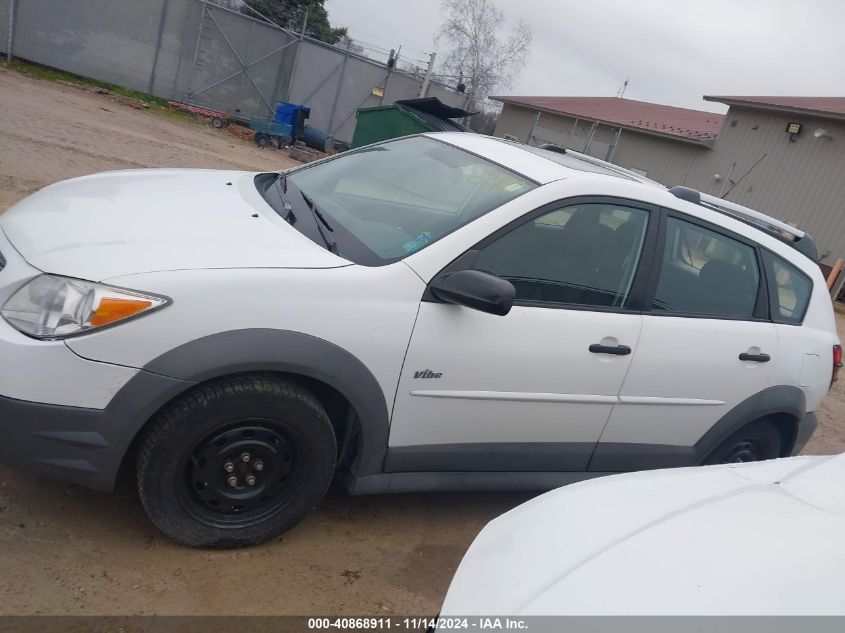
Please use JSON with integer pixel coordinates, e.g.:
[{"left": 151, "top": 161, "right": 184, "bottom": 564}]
[{"left": 495, "top": 101, "right": 845, "bottom": 274}]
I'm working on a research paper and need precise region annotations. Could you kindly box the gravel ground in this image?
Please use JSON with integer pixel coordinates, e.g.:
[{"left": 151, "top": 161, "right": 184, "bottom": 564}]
[{"left": 0, "top": 66, "right": 842, "bottom": 616}]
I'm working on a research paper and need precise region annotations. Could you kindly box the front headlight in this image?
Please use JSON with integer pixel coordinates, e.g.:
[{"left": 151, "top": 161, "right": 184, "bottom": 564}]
[{"left": 1, "top": 274, "right": 169, "bottom": 339}]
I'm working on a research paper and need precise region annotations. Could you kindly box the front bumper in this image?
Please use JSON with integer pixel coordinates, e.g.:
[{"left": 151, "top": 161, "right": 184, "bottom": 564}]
[
  {"left": 0, "top": 370, "right": 193, "bottom": 491},
  {"left": 0, "top": 227, "right": 197, "bottom": 491}
]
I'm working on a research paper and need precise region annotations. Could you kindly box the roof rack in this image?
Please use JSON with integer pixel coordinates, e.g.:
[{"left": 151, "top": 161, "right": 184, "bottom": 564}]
[
  {"left": 668, "top": 186, "right": 817, "bottom": 261},
  {"left": 537, "top": 144, "right": 659, "bottom": 182},
  {"left": 537, "top": 143, "right": 568, "bottom": 155}
]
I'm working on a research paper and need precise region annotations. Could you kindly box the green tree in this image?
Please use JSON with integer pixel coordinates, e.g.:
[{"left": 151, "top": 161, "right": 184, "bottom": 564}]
[{"left": 242, "top": 0, "right": 347, "bottom": 44}]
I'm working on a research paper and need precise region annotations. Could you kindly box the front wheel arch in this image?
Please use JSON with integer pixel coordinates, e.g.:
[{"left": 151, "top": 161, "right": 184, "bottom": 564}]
[
  {"left": 110, "top": 329, "right": 392, "bottom": 494},
  {"left": 116, "top": 369, "right": 363, "bottom": 493}
]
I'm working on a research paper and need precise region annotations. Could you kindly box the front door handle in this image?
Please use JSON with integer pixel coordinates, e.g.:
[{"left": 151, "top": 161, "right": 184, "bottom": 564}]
[
  {"left": 589, "top": 343, "right": 632, "bottom": 356},
  {"left": 739, "top": 352, "right": 771, "bottom": 363}
]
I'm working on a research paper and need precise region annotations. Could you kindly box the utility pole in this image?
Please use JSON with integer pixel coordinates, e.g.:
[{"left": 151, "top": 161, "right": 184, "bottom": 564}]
[
  {"left": 419, "top": 51, "right": 436, "bottom": 98},
  {"left": 382, "top": 46, "right": 400, "bottom": 104}
]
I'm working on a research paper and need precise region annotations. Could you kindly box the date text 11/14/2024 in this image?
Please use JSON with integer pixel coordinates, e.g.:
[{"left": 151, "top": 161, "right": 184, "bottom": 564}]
[{"left": 307, "top": 617, "right": 529, "bottom": 630}]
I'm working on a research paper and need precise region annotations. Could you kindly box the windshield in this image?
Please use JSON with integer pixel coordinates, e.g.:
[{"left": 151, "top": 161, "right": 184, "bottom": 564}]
[{"left": 283, "top": 136, "right": 535, "bottom": 264}]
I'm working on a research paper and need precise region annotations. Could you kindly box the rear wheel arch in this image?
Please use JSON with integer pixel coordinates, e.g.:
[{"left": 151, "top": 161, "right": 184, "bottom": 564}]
[{"left": 695, "top": 385, "right": 806, "bottom": 463}]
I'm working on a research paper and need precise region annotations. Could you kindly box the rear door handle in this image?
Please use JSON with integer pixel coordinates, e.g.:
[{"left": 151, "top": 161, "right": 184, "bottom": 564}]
[
  {"left": 589, "top": 344, "right": 632, "bottom": 356},
  {"left": 739, "top": 352, "right": 771, "bottom": 363}
]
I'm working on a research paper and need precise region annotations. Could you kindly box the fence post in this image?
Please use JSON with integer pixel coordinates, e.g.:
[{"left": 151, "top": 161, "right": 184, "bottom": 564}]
[
  {"left": 6, "top": 0, "right": 16, "bottom": 64},
  {"left": 284, "top": 11, "right": 308, "bottom": 101},
  {"left": 607, "top": 127, "right": 622, "bottom": 162},
  {"left": 526, "top": 111, "right": 540, "bottom": 144},
  {"left": 327, "top": 50, "right": 349, "bottom": 134},
  {"left": 148, "top": 0, "right": 170, "bottom": 95},
  {"left": 186, "top": 0, "right": 208, "bottom": 100},
  {"left": 583, "top": 120, "right": 598, "bottom": 153}
]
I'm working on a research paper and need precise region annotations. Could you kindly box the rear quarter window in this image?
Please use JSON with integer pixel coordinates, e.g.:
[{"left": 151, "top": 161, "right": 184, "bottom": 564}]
[{"left": 764, "top": 252, "right": 812, "bottom": 324}]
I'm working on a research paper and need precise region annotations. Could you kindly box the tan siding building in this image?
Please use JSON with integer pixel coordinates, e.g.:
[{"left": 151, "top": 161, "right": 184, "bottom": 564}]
[{"left": 492, "top": 96, "right": 845, "bottom": 293}]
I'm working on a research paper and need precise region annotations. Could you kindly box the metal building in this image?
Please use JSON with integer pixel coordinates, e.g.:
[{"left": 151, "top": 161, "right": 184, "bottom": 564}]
[{"left": 493, "top": 95, "right": 845, "bottom": 294}]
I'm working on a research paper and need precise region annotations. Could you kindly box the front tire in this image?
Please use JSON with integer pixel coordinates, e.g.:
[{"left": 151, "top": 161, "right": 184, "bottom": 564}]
[
  {"left": 703, "top": 419, "right": 781, "bottom": 465},
  {"left": 137, "top": 375, "right": 336, "bottom": 548}
]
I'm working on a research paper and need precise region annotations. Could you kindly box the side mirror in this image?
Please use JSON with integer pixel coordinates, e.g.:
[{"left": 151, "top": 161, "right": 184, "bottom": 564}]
[{"left": 429, "top": 270, "right": 515, "bottom": 316}]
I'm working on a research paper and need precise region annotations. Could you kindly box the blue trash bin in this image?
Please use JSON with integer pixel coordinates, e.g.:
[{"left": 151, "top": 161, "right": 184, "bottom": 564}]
[{"left": 274, "top": 102, "right": 299, "bottom": 126}]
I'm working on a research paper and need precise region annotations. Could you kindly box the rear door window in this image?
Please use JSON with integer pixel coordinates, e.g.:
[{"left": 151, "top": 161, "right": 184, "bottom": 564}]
[{"left": 652, "top": 217, "right": 760, "bottom": 318}]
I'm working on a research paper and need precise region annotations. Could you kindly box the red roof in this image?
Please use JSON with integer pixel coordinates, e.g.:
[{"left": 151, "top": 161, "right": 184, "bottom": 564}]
[
  {"left": 491, "top": 96, "right": 725, "bottom": 143},
  {"left": 704, "top": 96, "right": 845, "bottom": 119}
]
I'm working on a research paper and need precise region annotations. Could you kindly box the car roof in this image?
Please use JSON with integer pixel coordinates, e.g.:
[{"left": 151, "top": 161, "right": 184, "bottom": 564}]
[
  {"left": 426, "top": 132, "right": 818, "bottom": 266},
  {"left": 425, "top": 131, "right": 656, "bottom": 185}
]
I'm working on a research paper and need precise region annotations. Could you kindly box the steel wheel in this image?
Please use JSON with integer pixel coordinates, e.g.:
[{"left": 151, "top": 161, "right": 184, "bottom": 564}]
[
  {"left": 717, "top": 439, "right": 764, "bottom": 463},
  {"left": 137, "top": 375, "right": 337, "bottom": 547},
  {"left": 181, "top": 420, "right": 301, "bottom": 523},
  {"left": 703, "top": 420, "right": 781, "bottom": 465}
]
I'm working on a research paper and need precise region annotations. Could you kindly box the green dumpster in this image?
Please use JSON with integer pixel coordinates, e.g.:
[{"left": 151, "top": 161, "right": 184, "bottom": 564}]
[{"left": 351, "top": 98, "right": 470, "bottom": 149}]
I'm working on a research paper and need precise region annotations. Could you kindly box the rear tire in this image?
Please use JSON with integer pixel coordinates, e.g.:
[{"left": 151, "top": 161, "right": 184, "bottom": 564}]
[
  {"left": 254, "top": 133, "right": 270, "bottom": 147},
  {"left": 703, "top": 419, "right": 782, "bottom": 465},
  {"left": 136, "top": 375, "right": 336, "bottom": 548}
]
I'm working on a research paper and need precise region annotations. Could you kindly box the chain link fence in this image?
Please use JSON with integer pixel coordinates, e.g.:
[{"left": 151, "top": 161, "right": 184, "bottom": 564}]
[{"left": 0, "top": 0, "right": 462, "bottom": 143}]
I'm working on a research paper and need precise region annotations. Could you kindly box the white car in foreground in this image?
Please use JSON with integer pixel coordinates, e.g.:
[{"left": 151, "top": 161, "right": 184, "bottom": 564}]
[
  {"left": 0, "top": 132, "right": 838, "bottom": 547},
  {"left": 440, "top": 454, "right": 845, "bottom": 616}
]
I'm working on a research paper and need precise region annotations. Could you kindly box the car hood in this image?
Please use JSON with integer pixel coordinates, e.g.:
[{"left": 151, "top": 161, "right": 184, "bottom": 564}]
[
  {"left": 0, "top": 169, "right": 348, "bottom": 280},
  {"left": 440, "top": 454, "right": 845, "bottom": 616}
]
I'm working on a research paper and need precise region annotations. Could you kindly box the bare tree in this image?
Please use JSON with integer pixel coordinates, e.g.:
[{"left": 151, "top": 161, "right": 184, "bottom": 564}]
[{"left": 436, "top": 0, "right": 533, "bottom": 113}]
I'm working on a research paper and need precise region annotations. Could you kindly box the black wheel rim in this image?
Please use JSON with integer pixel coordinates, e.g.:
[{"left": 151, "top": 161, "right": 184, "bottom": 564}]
[
  {"left": 720, "top": 439, "right": 761, "bottom": 463},
  {"left": 179, "top": 419, "right": 302, "bottom": 525}
]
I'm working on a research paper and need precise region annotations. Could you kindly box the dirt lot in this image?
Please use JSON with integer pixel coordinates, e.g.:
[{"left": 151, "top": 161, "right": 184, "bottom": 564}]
[{"left": 0, "top": 66, "right": 843, "bottom": 616}]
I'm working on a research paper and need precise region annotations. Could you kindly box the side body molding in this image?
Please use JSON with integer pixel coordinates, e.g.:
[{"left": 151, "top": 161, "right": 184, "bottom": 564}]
[
  {"left": 143, "top": 329, "right": 391, "bottom": 477},
  {"left": 589, "top": 385, "right": 807, "bottom": 471}
]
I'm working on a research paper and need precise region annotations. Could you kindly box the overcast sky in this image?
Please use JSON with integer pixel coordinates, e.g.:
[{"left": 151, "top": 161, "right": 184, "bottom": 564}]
[{"left": 324, "top": 0, "right": 845, "bottom": 114}]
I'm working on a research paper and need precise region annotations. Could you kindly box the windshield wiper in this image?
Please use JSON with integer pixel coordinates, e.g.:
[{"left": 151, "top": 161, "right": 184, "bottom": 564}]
[
  {"left": 274, "top": 172, "right": 296, "bottom": 225},
  {"left": 299, "top": 191, "right": 338, "bottom": 255}
]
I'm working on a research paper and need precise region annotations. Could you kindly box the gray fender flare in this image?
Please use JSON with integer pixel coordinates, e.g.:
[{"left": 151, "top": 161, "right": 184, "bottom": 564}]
[
  {"left": 137, "top": 329, "right": 390, "bottom": 477},
  {"left": 693, "top": 384, "right": 806, "bottom": 459},
  {"left": 589, "top": 385, "right": 807, "bottom": 471}
]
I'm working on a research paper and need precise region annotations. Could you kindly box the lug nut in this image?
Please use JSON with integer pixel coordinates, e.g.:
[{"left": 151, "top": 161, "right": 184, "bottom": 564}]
[
  {"left": 227, "top": 476, "right": 238, "bottom": 487},
  {"left": 253, "top": 460, "right": 264, "bottom": 472},
  {"left": 223, "top": 461, "right": 235, "bottom": 473},
  {"left": 245, "top": 474, "right": 256, "bottom": 486},
  {"left": 240, "top": 452, "right": 251, "bottom": 463}
]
